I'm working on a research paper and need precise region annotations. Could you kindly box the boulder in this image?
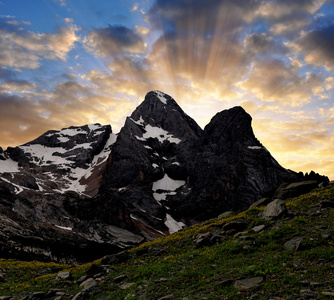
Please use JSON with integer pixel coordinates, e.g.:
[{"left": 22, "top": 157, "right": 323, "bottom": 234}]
[
  {"left": 274, "top": 181, "right": 319, "bottom": 200},
  {"left": 252, "top": 225, "right": 265, "bottom": 233},
  {"left": 284, "top": 237, "right": 303, "bottom": 251},
  {"left": 82, "top": 282, "right": 97, "bottom": 292},
  {"left": 56, "top": 272, "right": 72, "bottom": 280},
  {"left": 194, "top": 232, "right": 212, "bottom": 247},
  {"left": 79, "top": 278, "right": 96, "bottom": 287},
  {"left": 262, "top": 199, "right": 286, "bottom": 219},
  {"left": 119, "top": 282, "right": 135, "bottom": 290},
  {"left": 234, "top": 277, "right": 264, "bottom": 290},
  {"left": 113, "top": 274, "right": 128, "bottom": 284},
  {"left": 249, "top": 198, "right": 271, "bottom": 208},
  {"left": 223, "top": 220, "right": 248, "bottom": 232}
]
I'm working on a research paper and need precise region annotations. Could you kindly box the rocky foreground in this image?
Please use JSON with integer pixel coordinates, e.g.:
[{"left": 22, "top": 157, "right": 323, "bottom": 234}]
[{"left": 0, "top": 181, "right": 333, "bottom": 299}]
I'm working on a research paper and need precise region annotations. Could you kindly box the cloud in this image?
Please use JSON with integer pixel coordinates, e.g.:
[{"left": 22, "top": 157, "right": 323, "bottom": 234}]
[
  {"left": 259, "top": 0, "right": 325, "bottom": 35},
  {"left": 251, "top": 105, "right": 334, "bottom": 179},
  {"left": 0, "top": 93, "right": 50, "bottom": 147},
  {"left": 148, "top": 0, "right": 261, "bottom": 35},
  {"left": 135, "top": 25, "right": 149, "bottom": 35},
  {"left": 238, "top": 59, "right": 326, "bottom": 106},
  {"left": 0, "top": 80, "right": 37, "bottom": 94},
  {"left": 84, "top": 25, "right": 147, "bottom": 58},
  {"left": 131, "top": 3, "right": 139, "bottom": 12},
  {"left": 288, "top": 24, "right": 334, "bottom": 70},
  {"left": 0, "top": 17, "right": 79, "bottom": 70},
  {"left": 0, "top": 77, "right": 139, "bottom": 148}
]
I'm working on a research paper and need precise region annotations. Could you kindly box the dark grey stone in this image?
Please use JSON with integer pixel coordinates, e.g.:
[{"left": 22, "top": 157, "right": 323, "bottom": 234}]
[
  {"left": 223, "top": 220, "right": 248, "bottom": 232},
  {"left": 262, "top": 199, "right": 286, "bottom": 219},
  {"left": 56, "top": 272, "right": 72, "bottom": 280},
  {"left": 252, "top": 225, "right": 265, "bottom": 232},
  {"left": 113, "top": 274, "right": 128, "bottom": 284},
  {"left": 234, "top": 277, "right": 264, "bottom": 290},
  {"left": 284, "top": 237, "right": 303, "bottom": 250}
]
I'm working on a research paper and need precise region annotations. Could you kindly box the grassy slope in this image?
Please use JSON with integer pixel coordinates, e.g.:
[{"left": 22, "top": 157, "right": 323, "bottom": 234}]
[{"left": 1, "top": 185, "right": 334, "bottom": 299}]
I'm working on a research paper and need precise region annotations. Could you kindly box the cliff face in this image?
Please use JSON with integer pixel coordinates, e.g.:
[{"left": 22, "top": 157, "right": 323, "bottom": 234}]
[{"left": 0, "top": 91, "right": 326, "bottom": 262}]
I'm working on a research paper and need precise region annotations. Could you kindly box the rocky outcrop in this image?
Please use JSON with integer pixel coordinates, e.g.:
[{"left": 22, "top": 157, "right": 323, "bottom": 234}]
[{"left": 274, "top": 180, "right": 320, "bottom": 200}]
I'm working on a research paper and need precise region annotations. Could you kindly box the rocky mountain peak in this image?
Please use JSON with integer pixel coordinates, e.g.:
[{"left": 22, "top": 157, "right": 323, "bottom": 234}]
[{"left": 128, "top": 91, "right": 203, "bottom": 141}]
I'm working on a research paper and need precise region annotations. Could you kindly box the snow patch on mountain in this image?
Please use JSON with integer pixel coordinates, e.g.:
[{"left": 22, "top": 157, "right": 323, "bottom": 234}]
[
  {"left": 0, "top": 158, "right": 20, "bottom": 173},
  {"left": 20, "top": 144, "right": 70, "bottom": 166},
  {"left": 165, "top": 213, "right": 185, "bottom": 234},
  {"left": 154, "top": 90, "right": 168, "bottom": 104},
  {"left": 152, "top": 174, "right": 185, "bottom": 204},
  {"left": 83, "top": 133, "right": 117, "bottom": 180},
  {"left": 153, "top": 174, "right": 185, "bottom": 191},
  {"left": 135, "top": 124, "right": 181, "bottom": 144},
  {"left": 54, "top": 225, "right": 72, "bottom": 231}
]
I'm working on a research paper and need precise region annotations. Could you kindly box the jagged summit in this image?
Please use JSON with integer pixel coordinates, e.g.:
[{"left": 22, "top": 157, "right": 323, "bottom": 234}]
[
  {"left": 205, "top": 106, "right": 256, "bottom": 145},
  {"left": 128, "top": 91, "right": 203, "bottom": 141}
]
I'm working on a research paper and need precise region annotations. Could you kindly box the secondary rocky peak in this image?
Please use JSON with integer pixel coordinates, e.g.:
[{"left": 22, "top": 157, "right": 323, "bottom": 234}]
[
  {"left": 1, "top": 123, "right": 115, "bottom": 199},
  {"left": 204, "top": 106, "right": 256, "bottom": 146}
]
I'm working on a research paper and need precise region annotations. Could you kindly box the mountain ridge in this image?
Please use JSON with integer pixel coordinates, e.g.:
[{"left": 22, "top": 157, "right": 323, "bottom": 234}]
[{"left": 0, "top": 91, "right": 329, "bottom": 263}]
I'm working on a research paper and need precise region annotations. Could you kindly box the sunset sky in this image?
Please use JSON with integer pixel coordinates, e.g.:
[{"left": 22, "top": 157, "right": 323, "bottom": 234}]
[{"left": 0, "top": 0, "right": 334, "bottom": 179}]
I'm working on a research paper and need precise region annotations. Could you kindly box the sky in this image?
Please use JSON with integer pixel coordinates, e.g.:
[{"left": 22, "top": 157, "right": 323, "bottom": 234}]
[{"left": 0, "top": 0, "right": 334, "bottom": 180}]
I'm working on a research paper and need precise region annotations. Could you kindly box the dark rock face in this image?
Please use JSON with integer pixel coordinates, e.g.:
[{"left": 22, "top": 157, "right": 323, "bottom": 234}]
[
  {"left": 0, "top": 90, "right": 328, "bottom": 262},
  {"left": 101, "top": 91, "right": 203, "bottom": 237},
  {"left": 163, "top": 106, "right": 303, "bottom": 224},
  {"left": 0, "top": 205, "right": 122, "bottom": 264}
]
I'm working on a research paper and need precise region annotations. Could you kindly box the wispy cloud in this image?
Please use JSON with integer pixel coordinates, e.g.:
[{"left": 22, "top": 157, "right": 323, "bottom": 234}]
[{"left": 0, "top": 16, "right": 79, "bottom": 70}]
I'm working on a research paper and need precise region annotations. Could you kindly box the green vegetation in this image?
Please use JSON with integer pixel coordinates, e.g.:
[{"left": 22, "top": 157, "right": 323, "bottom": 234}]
[{"left": 1, "top": 185, "right": 334, "bottom": 299}]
